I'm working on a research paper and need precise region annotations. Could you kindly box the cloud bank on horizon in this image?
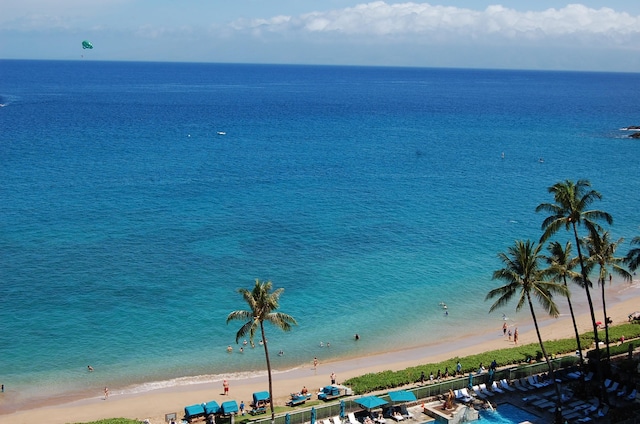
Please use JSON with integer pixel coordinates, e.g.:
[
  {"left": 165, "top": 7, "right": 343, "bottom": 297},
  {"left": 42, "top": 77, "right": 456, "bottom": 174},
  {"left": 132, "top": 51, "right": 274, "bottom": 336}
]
[{"left": 2, "top": 1, "right": 640, "bottom": 71}]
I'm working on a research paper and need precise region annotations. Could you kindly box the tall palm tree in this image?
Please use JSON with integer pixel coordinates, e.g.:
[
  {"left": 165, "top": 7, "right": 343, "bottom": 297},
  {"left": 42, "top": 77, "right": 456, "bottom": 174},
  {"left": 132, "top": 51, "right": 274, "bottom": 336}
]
[
  {"left": 536, "top": 179, "right": 611, "bottom": 397},
  {"left": 584, "top": 230, "right": 631, "bottom": 365},
  {"left": 543, "top": 241, "right": 585, "bottom": 370},
  {"left": 625, "top": 235, "right": 640, "bottom": 272},
  {"left": 227, "top": 279, "right": 297, "bottom": 424},
  {"left": 486, "top": 240, "right": 568, "bottom": 424}
]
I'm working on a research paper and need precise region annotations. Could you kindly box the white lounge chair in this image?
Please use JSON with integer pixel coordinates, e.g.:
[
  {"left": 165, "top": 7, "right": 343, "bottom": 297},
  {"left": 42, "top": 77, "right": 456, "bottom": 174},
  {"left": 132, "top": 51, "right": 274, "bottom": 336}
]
[
  {"left": 333, "top": 416, "right": 343, "bottom": 424},
  {"left": 490, "top": 381, "right": 504, "bottom": 394},
  {"left": 460, "top": 388, "right": 474, "bottom": 400},
  {"left": 323, "top": 419, "right": 333, "bottom": 424},
  {"left": 500, "top": 379, "right": 516, "bottom": 392},
  {"left": 597, "top": 404, "right": 610, "bottom": 417},
  {"left": 472, "top": 385, "right": 487, "bottom": 399},
  {"left": 527, "top": 376, "right": 544, "bottom": 388},
  {"left": 348, "top": 413, "right": 360, "bottom": 424},
  {"left": 513, "top": 380, "right": 529, "bottom": 392},
  {"left": 479, "top": 383, "right": 494, "bottom": 396},
  {"left": 627, "top": 389, "right": 637, "bottom": 401},
  {"left": 454, "top": 389, "right": 473, "bottom": 402}
]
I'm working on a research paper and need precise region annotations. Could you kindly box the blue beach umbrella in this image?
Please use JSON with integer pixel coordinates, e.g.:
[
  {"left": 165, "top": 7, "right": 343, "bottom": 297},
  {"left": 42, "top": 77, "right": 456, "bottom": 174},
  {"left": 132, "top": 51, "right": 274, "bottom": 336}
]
[
  {"left": 286, "top": 413, "right": 291, "bottom": 424},
  {"left": 355, "top": 396, "right": 388, "bottom": 410},
  {"left": 311, "top": 407, "right": 316, "bottom": 424},
  {"left": 387, "top": 390, "right": 417, "bottom": 403},
  {"left": 340, "top": 400, "right": 345, "bottom": 418}
]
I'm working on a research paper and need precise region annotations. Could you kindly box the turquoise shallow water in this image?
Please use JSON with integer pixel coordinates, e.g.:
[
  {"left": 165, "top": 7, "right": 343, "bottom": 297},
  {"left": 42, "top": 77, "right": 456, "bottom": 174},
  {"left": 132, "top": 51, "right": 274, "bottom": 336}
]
[{"left": 1, "top": 61, "right": 640, "bottom": 410}]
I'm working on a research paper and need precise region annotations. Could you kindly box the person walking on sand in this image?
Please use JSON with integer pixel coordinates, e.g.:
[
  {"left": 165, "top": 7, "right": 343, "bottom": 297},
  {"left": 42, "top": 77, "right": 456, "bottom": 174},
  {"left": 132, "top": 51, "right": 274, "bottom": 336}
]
[
  {"left": 240, "top": 400, "right": 245, "bottom": 415},
  {"left": 502, "top": 322, "right": 507, "bottom": 336},
  {"left": 330, "top": 372, "right": 336, "bottom": 384},
  {"left": 513, "top": 328, "right": 518, "bottom": 345},
  {"left": 313, "top": 357, "right": 318, "bottom": 370},
  {"left": 223, "top": 379, "right": 229, "bottom": 395},
  {"left": 104, "top": 387, "right": 109, "bottom": 400},
  {"left": 508, "top": 329, "right": 512, "bottom": 341}
]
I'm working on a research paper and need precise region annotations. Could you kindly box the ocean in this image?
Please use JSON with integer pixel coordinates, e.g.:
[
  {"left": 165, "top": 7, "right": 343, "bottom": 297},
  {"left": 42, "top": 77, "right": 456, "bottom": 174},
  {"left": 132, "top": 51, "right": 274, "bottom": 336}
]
[{"left": 1, "top": 60, "right": 639, "bottom": 412}]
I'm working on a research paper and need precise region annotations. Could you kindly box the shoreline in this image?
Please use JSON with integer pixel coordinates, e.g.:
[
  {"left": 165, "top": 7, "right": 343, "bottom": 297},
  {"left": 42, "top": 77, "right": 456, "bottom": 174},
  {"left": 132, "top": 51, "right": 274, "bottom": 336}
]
[{"left": 3, "top": 282, "right": 639, "bottom": 424}]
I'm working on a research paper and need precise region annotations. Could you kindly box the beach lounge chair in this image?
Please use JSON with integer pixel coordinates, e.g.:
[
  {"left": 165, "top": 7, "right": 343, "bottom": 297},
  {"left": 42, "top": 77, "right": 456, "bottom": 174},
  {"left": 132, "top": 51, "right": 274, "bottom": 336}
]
[
  {"left": 606, "top": 381, "right": 619, "bottom": 393},
  {"left": 348, "top": 413, "right": 360, "bottom": 424},
  {"left": 527, "top": 376, "right": 544, "bottom": 389},
  {"left": 500, "top": 379, "right": 516, "bottom": 392},
  {"left": 626, "top": 389, "right": 637, "bottom": 401},
  {"left": 333, "top": 415, "right": 343, "bottom": 424},
  {"left": 513, "top": 379, "right": 529, "bottom": 392},
  {"left": 597, "top": 404, "right": 610, "bottom": 417},
  {"left": 324, "top": 419, "right": 333, "bottom": 424},
  {"left": 616, "top": 386, "right": 627, "bottom": 397},
  {"left": 472, "top": 385, "right": 487, "bottom": 399},
  {"left": 454, "top": 389, "right": 471, "bottom": 402},
  {"left": 583, "top": 398, "right": 599, "bottom": 415},
  {"left": 399, "top": 405, "right": 414, "bottom": 419},
  {"left": 603, "top": 379, "right": 612, "bottom": 389},
  {"left": 490, "top": 381, "right": 504, "bottom": 394},
  {"left": 479, "top": 383, "right": 494, "bottom": 397},
  {"left": 583, "top": 371, "right": 594, "bottom": 382}
]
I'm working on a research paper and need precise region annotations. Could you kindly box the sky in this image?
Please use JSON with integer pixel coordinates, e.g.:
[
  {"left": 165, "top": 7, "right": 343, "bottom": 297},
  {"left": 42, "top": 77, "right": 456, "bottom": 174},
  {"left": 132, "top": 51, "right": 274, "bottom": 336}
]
[{"left": 1, "top": 0, "right": 640, "bottom": 71}]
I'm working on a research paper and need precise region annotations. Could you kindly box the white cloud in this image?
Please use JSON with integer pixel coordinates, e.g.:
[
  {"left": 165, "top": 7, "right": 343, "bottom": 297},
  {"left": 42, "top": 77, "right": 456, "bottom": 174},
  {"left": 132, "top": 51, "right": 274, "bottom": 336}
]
[{"left": 229, "top": 2, "right": 640, "bottom": 47}]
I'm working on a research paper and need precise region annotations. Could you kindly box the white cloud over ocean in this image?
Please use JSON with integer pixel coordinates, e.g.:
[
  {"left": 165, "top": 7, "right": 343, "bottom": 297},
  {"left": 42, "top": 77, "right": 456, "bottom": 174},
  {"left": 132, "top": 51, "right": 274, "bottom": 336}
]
[{"left": 230, "top": 2, "right": 640, "bottom": 45}]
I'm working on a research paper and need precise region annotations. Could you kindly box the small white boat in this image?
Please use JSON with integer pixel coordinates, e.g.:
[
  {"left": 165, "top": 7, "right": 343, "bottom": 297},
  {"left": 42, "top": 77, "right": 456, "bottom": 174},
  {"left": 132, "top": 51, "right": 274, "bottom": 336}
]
[{"left": 217, "top": 131, "right": 226, "bottom": 135}]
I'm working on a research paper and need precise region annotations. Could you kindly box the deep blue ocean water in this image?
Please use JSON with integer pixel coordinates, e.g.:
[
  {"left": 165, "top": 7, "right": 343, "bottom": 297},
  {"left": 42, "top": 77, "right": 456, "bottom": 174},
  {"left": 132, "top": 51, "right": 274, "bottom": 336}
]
[{"left": 1, "top": 60, "right": 640, "bottom": 410}]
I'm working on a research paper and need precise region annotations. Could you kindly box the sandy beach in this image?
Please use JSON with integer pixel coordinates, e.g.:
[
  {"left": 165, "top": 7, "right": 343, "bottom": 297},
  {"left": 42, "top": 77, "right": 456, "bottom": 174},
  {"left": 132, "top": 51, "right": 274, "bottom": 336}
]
[{"left": 3, "top": 282, "right": 639, "bottom": 424}]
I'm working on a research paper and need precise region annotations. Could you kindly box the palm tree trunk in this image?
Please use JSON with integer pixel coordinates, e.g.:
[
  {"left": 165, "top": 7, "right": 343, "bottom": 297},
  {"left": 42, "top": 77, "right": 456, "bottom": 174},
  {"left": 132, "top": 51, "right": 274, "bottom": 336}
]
[
  {"left": 527, "top": 293, "right": 563, "bottom": 424},
  {"left": 563, "top": 275, "right": 585, "bottom": 370},
  {"left": 572, "top": 223, "right": 604, "bottom": 399},
  {"left": 260, "top": 323, "right": 276, "bottom": 424},
  {"left": 600, "top": 277, "right": 611, "bottom": 368}
]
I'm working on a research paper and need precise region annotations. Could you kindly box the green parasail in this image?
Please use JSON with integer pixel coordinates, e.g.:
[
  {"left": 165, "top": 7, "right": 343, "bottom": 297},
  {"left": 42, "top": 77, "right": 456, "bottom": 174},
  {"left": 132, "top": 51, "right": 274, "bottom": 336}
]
[{"left": 82, "top": 40, "right": 93, "bottom": 49}]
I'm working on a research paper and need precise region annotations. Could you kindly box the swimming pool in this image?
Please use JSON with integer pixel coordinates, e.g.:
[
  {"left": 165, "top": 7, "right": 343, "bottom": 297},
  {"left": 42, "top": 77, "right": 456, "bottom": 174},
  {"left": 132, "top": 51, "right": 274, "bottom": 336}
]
[{"left": 478, "top": 403, "right": 539, "bottom": 424}]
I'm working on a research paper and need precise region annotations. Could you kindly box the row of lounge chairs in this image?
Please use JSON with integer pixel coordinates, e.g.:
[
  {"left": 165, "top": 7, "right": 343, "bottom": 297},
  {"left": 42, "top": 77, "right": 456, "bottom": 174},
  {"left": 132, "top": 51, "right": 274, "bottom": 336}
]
[{"left": 453, "top": 379, "right": 518, "bottom": 402}]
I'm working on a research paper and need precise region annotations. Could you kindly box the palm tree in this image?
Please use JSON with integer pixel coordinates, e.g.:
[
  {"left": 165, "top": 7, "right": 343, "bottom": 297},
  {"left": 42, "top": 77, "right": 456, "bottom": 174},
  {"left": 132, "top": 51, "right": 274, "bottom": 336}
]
[
  {"left": 536, "top": 179, "right": 611, "bottom": 397},
  {"left": 584, "top": 230, "right": 631, "bottom": 365},
  {"left": 543, "top": 241, "right": 585, "bottom": 370},
  {"left": 625, "top": 235, "right": 640, "bottom": 272},
  {"left": 227, "top": 279, "right": 297, "bottom": 423},
  {"left": 486, "top": 240, "right": 568, "bottom": 424}
]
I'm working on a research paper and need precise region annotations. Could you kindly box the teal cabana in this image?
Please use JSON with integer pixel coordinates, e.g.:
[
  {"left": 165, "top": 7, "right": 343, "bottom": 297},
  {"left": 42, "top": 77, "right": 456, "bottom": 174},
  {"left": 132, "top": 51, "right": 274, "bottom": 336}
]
[
  {"left": 221, "top": 400, "right": 239, "bottom": 416},
  {"left": 204, "top": 400, "right": 220, "bottom": 415},
  {"left": 185, "top": 403, "right": 206, "bottom": 422}
]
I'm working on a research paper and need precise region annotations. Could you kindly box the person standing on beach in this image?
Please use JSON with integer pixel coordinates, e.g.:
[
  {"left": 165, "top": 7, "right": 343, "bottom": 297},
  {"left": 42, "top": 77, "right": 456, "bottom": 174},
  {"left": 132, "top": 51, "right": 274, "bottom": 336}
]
[
  {"left": 223, "top": 379, "right": 229, "bottom": 395},
  {"left": 508, "top": 329, "right": 512, "bottom": 341},
  {"left": 104, "top": 387, "right": 109, "bottom": 400},
  {"left": 313, "top": 357, "right": 318, "bottom": 370},
  {"left": 513, "top": 328, "right": 519, "bottom": 345},
  {"left": 330, "top": 372, "right": 336, "bottom": 384},
  {"left": 240, "top": 400, "right": 245, "bottom": 415},
  {"left": 502, "top": 322, "right": 507, "bottom": 336}
]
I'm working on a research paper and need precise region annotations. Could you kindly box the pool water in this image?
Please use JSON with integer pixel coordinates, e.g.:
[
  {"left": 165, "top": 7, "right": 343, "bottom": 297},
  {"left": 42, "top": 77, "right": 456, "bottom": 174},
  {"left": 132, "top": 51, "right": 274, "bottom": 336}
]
[{"left": 478, "top": 403, "right": 539, "bottom": 424}]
